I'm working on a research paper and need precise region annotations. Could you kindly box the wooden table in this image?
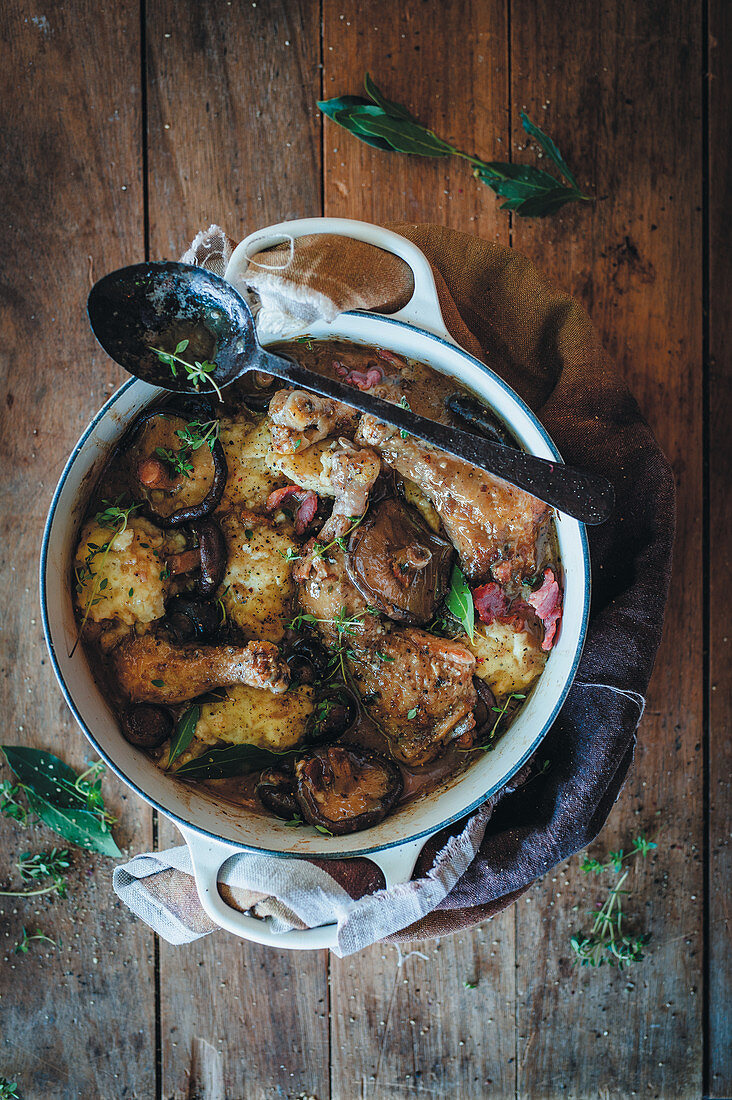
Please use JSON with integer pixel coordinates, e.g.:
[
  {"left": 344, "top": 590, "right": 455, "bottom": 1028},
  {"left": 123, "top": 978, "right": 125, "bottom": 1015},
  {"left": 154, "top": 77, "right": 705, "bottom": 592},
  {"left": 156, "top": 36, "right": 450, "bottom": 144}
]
[{"left": 1, "top": 2, "right": 728, "bottom": 1097}]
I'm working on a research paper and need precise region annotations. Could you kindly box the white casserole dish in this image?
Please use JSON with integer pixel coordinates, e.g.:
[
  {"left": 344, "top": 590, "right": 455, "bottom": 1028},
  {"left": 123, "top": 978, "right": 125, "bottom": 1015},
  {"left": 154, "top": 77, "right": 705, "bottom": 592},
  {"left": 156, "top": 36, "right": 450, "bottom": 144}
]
[{"left": 40, "top": 218, "right": 590, "bottom": 950}]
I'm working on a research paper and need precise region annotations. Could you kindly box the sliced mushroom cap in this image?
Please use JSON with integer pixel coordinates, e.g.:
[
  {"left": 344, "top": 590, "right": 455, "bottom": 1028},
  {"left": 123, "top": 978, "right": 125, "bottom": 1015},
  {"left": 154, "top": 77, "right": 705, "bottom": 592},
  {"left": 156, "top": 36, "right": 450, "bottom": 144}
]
[
  {"left": 255, "top": 768, "right": 299, "bottom": 820},
  {"left": 165, "top": 596, "right": 221, "bottom": 643},
  {"left": 194, "top": 519, "right": 227, "bottom": 595},
  {"left": 234, "top": 370, "right": 281, "bottom": 411},
  {"left": 307, "top": 689, "right": 358, "bottom": 743},
  {"left": 294, "top": 746, "right": 403, "bottom": 835},
  {"left": 285, "top": 635, "right": 331, "bottom": 685},
  {"left": 121, "top": 703, "right": 174, "bottom": 748},
  {"left": 127, "top": 406, "right": 227, "bottom": 527},
  {"left": 346, "top": 497, "right": 454, "bottom": 624}
]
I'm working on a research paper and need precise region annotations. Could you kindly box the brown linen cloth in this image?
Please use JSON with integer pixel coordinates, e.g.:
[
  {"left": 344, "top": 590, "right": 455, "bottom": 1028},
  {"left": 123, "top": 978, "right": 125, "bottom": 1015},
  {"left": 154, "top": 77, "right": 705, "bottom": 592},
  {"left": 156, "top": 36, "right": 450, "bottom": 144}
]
[{"left": 113, "top": 223, "right": 674, "bottom": 946}]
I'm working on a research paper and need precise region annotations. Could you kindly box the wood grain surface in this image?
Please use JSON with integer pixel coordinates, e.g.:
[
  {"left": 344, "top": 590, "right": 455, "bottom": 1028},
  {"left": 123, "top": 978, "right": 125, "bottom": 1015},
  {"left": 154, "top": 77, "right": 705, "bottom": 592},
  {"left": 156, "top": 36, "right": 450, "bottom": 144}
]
[
  {"left": 509, "top": 2, "right": 705, "bottom": 1096},
  {"left": 0, "top": 1, "right": 726, "bottom": 1098},
  {"left": 708, "top": 0, "right": 731, "bottom": 1095},
  {"left": 0, "top": 3, "right": 157, "bottom": 1098}
]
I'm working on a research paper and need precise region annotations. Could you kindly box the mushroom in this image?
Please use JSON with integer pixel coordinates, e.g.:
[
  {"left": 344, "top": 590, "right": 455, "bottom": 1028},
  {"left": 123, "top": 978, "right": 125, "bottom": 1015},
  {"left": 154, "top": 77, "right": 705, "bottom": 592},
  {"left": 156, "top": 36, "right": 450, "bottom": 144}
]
[
  {"left": 127, "top": 405, "right": 228, "bottom": 527},
  {"left": 285, "top": 635, "right": 331, "bottom": 685},
  {"left": 307, "top": 689, "right": 358, "bottom": 743},
  {"left": 195, "top": 519, "right": 227, "bottom": 595},
  {"left": 294, "top": 746, "right": 403, "bottom": 835},
  {"left": 255, "top": 768, "right": 299, "bottom": 820},
  {"left": 235, "top": 370, "right": 281, "bottom": 412},
  {"left": 121, "top": 703, "right": 174, "bottom": 749},
  {"left": 346, "top": 497, "right": 454, "bottom": 624},
  {"left": 165, "top": 518, "right": 227, "bottom": 598},
  {"left": 165, "top": 596, "right": 221, "bottom": 643}
]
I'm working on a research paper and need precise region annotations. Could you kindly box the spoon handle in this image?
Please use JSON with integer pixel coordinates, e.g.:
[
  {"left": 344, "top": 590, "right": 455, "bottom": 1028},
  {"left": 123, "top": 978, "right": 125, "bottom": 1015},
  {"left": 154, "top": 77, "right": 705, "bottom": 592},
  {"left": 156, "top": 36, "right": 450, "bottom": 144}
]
[{"left": 257, "top": 350, "right": 613, "bottom": 525}]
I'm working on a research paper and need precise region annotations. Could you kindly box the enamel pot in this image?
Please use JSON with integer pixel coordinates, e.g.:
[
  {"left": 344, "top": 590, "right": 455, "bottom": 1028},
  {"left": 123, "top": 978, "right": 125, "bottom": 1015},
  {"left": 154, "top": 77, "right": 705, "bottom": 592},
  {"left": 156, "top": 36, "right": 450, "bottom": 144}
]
[{"left": 40, "top": 218, "right": 590, "bottom": 950}]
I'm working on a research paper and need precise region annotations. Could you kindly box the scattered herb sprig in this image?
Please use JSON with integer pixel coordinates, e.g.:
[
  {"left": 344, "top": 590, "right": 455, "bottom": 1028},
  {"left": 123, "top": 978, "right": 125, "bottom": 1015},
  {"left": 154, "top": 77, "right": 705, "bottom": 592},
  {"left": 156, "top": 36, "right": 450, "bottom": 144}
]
[
  {"left": 0, "top": 1078, "right": 20, "bottom": 1099},
  {"left": 318, "top": 74, "right": 594, "bottom": 218},
  {"left": 13, "top": 927, "right": 57, "bottom": 956},
  {"left": 73, "top": 498, "right": 141, "bottom": 653},
  {"left": 155, "top": 417, "right": 221, "bottom": 480},
  {"left": 0, "top": 748, "right": 121, "bottom": 857},
  {"left": 570, "top": 834, "right": 657, "bottom": 969},
  {"left": 152, "top": 339, "right": 223, "bottom": 402},
  {"left": 0, "top": 848, "right": 71, "bottom": 899}
]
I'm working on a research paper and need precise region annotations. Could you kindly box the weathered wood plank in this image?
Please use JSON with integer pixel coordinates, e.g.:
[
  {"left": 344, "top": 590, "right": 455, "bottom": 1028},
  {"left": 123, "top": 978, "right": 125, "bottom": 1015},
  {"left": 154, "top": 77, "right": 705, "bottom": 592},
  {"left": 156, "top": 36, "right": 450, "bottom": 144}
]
[
  {"left": 707, "top": 0, "right": 731, "bottom": 1093},
  {"left": 0, "top": 2, "right": 156, "bottom": 1098},
  {"left": 321, "top": 0, "right": 511, "bottom": 242},
  {"left": 509, "top": 2, "right": 704, "bottom": 1096},
  {"left": 144, "top": 2, "right": 330, "bottom": 1096},
  {"left": 146, "top": 0, "right": 323, "bottom": 258},
  {"left": 322, "top": 3, "right": 517, "bottom": 1096},
  {"left": 330, "top": 928, "right": 516, "bottom": 1100}
]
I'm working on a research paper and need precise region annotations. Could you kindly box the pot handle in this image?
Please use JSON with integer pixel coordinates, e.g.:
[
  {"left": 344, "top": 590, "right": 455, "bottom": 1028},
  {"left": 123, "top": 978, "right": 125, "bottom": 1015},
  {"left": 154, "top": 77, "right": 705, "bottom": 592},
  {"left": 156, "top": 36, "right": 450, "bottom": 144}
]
[
  {"left": 180, "top": 826, "right": 427, "bottom": 952},
  {"left": 225, "top": 217, "right": 456, "bottom": 344}
]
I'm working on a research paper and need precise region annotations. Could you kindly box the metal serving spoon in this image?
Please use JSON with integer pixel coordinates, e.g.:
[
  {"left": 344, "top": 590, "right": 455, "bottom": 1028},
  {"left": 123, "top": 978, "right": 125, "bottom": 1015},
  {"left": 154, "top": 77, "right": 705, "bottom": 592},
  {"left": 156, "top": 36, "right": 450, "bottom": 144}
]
[{"left": 87, "top": 261, "right": 613, "bottom": 524}]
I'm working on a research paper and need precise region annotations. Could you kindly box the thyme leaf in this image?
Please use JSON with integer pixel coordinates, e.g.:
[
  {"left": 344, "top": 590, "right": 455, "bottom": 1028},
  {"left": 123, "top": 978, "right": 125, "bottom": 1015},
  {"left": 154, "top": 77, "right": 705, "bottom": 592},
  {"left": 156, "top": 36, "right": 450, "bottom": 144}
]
[
  {"left": 570, "top": 833, "right": 656, "bottom": 969},
  {"left": 152, "top": 341, "right": 223, "bottom": 402}
]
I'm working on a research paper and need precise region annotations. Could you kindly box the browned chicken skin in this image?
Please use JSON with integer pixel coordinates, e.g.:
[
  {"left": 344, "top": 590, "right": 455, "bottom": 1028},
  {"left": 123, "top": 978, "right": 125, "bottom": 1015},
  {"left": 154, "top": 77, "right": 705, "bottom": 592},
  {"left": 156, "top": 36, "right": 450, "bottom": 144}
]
[
  {"left": 357, "top": 417, "right": 549, "bottom": 588},
  {"left": 294, "top": 545, "right": 477, "bottom": 765},
  {"left": 268, "top": 389, "right": 357, "bottom": 454},
  {"left": 111, "top": 635, "right": 290, "bottom": 704}
]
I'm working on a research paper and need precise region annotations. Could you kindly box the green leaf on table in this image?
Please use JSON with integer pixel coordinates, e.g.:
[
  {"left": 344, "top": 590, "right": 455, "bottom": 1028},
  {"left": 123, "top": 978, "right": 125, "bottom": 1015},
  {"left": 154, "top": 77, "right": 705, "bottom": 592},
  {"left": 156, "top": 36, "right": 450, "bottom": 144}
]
[
  {"left": 25, "top": 789, "right": 122, "bottom": 857},
  {"left": 174, "top": 743, "right": 296, "bottom": 781},
  {"left": 317, "top": 74, "right": 595, "bottom": 218},
  {"left": 520, "top": 111, "right": 580, "bottom": 190},
  {"left": 1, "top": 746, "right": 85, "bottom": 807},
  {"left": 1, "top": 745, "right": 121, "bottom": 856},
  {"left": 446, "top": 562, "right": 475, "bottom": 643},
  {"left": 364, "top": 72, "right": 418, "bottom": 122},
  {"left": 166, "top": 704, "right": 200, "bottom": 769},
  {"left": 474, "top": 162, "right": 588, "bottom": 217},
  {"left": 346, "top": 108, "right": 453, "bottom": 157},
  {"left": 317, "top": 96, "right": 394, "bottom": 151}
]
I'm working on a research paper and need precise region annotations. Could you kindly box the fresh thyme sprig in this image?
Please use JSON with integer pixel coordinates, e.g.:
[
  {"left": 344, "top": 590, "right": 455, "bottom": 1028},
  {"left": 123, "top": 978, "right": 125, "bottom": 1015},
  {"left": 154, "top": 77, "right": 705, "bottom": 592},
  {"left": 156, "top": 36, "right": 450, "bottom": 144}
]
[
  {"left": 73, "top": 498, "right": 141, "bottom": 654},
  {"left": 0, "top": 1077, "right": 20, "bottom": 1099},
  {"left": 463, "top": 690, "right": 526, "bottom": 753},
  {"left": 570, "top": 834, "right": 657, "bottom": 969},
  {"left": 154, "top": 445, "right": 194, "bottom": 479},
  {"left": 0, "top": 782, "right": 31, "bottom": 825},
  {"left": 152, "top": 339, "right": 223, "bottom": 402},
  {"left": 310, "top": 515, "right": 365, "bottom": 560},
  {"left": 0, "top": 848, "right": 71, "bottom": 899},
  {"left": 155, "top": 418, "right": 221, "bottom": 481},
  {"left": 175, "top": 418, "right": 220, "bottom": 452},
  {"left": 13, "top": 927, "right": 57, "bottom": 955}
]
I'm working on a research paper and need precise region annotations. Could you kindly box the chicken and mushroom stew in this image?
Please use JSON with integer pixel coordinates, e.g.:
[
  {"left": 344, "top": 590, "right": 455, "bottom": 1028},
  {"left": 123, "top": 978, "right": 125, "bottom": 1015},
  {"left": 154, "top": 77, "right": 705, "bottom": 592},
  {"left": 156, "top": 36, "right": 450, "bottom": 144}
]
[{"left": 72, "top": 340, "right": 563, "bottom": 836}]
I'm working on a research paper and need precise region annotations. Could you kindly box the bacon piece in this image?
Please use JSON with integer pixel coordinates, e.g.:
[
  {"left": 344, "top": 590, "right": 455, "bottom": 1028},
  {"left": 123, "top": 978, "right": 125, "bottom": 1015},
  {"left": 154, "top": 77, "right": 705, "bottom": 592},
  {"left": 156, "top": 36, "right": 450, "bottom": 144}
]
[
  {"left": 266, "top": 485, "right": 319, "bottom": 535},
  {"left": 333, "top": 359, "right": 385, "bottom": 391},
  {"left": 473, "top": 581, "right": 510, "bottom": 623},
  {"left": 472, "top": 580, "right": 533, "bottom": 635},
  {"left": 527, "top": 568, "right": 562, "bottom": 651}
]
